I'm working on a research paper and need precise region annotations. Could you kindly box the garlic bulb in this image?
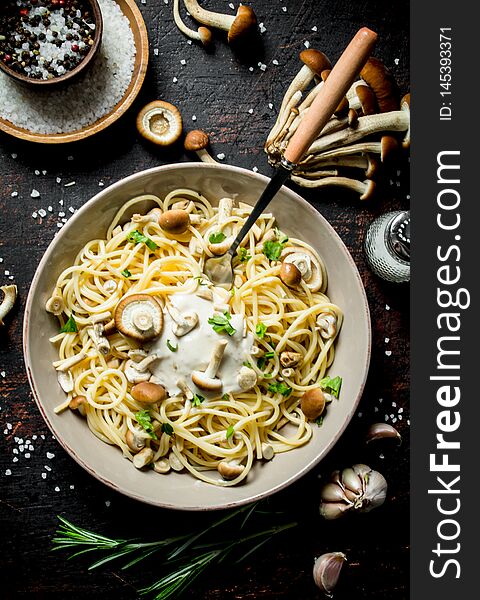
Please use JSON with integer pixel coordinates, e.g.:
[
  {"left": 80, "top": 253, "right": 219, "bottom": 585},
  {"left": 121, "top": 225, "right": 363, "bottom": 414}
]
[
  {"left": 313, "top": 552, "right": 347, "bottom": 597},
  {"left": 319, "top": 463, "right": 387, "bottom": 520}
]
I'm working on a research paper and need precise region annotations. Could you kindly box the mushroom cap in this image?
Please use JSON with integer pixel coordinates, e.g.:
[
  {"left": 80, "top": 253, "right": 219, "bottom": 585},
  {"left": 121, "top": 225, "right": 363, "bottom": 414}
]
[
  {"left": 380, "top": 134, "right": 400, "bottom": 164},
  {"left": 356, "top": 84, "right": 378, "bottom": 115},
  {"left": 133, "top": 447, "right": 154, "bottom": 469},
  {"left": 279, "top": 262, "right": 302, "bottom": 287},
  {"left": 301, "top": 388, "right": 326, "bottom": 420},
  {"left": 131, "top": 381, "right": 167, "bottom": 404},
  {"left": 300, "top": 49, "right": 332, "bottom": 76},
  {"left": 360, "top": 57, "right": 400, "bottom": 113},
  {"left": 227, "top": 5, "right": 257, "bottom": 44},
  {"left": 365, "top": 154, "right": 380, "bottom": 179},
  {"left": 191, "top": 370, "right": 223, "bottom": 391},
  {"left": 237, "top": 366, "right": 257, "bottom": 391},
  {"left": 217, "top": 461, "right": 244, "bottom": 480},
  {"left": 401, "top": 93, "right": 411, "bottom": 149},
  {"left": 184, "top": 129, "right": 210, "bottom": 152},
  {"left": 281, "top": 246, "right": 323, "bottom": 292},
  {"left": 159, "top": 209, "right": 190, "bottom": 234},
  {"left": 198, "top": 26, "right": 213, "bottom": 47},
  {"left": 126, "top": 430, "right": 145, "bottom": 452},
  {"left": 115, "top": 294, "right": 163, "bottom": 341},
  {"left": 69, "top": 395, "right": 87, "bottom": 412},
  {"left": 359, "top": 179, "right": 376, "bottom": 201},
  {"left": 136, "top": 100, "right": 183, "bottom": 146}
]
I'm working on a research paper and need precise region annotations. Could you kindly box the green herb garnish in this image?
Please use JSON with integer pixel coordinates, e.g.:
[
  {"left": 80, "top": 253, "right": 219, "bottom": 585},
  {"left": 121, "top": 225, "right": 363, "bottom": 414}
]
[
  {"left": 265, "top": 351, "right": 275, "bottom": 359},
  {"left": 268, "top": 381, "right": 292, "bottom": 397},
  {"left": 209, "top": 232, "right": 226, "bottom": 244},
  {"left": 126, "top": 230, "right": 158, "bottom": 251},
  {"left": 238, "top": 247, "right": 251, "bottom": 262},
  {"left": 135, "top": 410, "right": 158, "bottom": 440},
  {"left": 192, "top": 394, "right": 205, "bottom": 407},
  {"left": 208, "top": 311, "right": 236, "bottom": 336},
  {"left": 226, "top": 425, "right": 235, "bottom": 440},
  {"left": 166, "top": 339, "right": 178, "bottom": 352},
  {"left": 257, "top": 356, "right": 266, "bottom": 370},
  {"left": 222, "top": 393, "right": 230, "bottom": 401},
  {"left": 319, "top": 375, "right": 342, "bottom": 398},
  {"left": 262, "top": 240, "right": 285, "bottom": 261},
  {"left": 121, "top": 269, "right": 132, "bottom": 278},
  {"left": 255, "top": 323, "right": 267, "bottom": 339},
  {"left": 161, "top": 423, "right": 174, "bottom": 436},
  {"left": 60, "top": 315, "right": 77, "bottom": 333},
  {"left": 315, "top": 415, "right": 324, "bottom": 427}
]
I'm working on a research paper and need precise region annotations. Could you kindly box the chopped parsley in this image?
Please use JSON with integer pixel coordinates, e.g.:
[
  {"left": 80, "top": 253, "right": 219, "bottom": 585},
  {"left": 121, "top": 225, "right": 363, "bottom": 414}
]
[
  {"left": 268, "top": 381, "right": 293, "bottom": 397},
  {"left": 121, "top": 269, "right": 132, "bottom": 278},
  {"left": 222, "top": 393, "right": 230, "bottom": 401},
  {"left": 262, "top": 240, "right": 285, "bottom": 261},
  {"left": 265, "top": 351, "right": 275, "bottom": 359},
  {"left": 226, "top": 425, "right": 235, "bottom": 440},
  {"left": 319, "top": 375, "right": 342, "bottom": 398},
  {"left": 126, "top": 230, "right": 158, "bottom": 251},
  {"left": 161, "top": 423, "right": 174, "bottom": 436},
  {"left": 192, "top": 394, "right": 205, "bottom": 407},
  {"left": 135, "top": 410, "right": 158, "bottom": 440},
  {"left": 60, "top": 315, "right": 77, "bottom": 333},
  {"left": 166, "top": 339, "right": 178, "bottom": 352},
  {"left": 315, "top": 415, "right": 324, "bottom": 427},
  {"left": 209, "top": 232, "right": 226, "bottom": 244},
  {"left": 238, "top": 247, "right": 251, "bottom": 262},
  {"left": 208, "top": 311, "right": 236, "bottom": 336},
  {"left": 255, "top": 323, "right": 267, "bottom": 339}
]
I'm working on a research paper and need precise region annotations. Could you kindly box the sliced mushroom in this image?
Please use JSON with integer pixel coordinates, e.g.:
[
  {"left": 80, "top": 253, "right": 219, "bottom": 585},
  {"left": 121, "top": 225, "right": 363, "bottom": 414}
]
[
  {"left": 237, "top": 366, "right": 257, "bottom": 391},
  {"left": 45, "top": 291, "right": 64, "bottom": 316},
  {"left": 173, "top": 0, "right": 213, "bottom": 47},
  {"left": 183, "top": 1, "right": 257, "bottom": 45},
  {"left": 301, "top": 388, "right": 326, "bottom": 420},
  {"left": 360, "top": 57, "right": 400, "bottom": 112},
  {"left": 136, "top": 101, "right": 183, "bottom": 146},
  {"left": 281, "top": 367, "right": 294, "bottom": 378},
  {"left": 131, "top": 381, "right": 166, "bottom": 404},
  {"left": 57, "top": 370, "right": 74, "bottom": 393},
  {"left": 279, "top": 262, "right": 302, "bottom": 287},
  {"left": 124, "top": 359, "right": 152, "bottom": 384},
  {"left": 217, "top": 461, "right": 244, "bottom": 480},
  {"left": 87, "top": 323, "right": 110, "bottom": 355},
  {"left": 168, "top": 452, "right": 184, "bottom": 471},
  {"left": 166, "top": 301, "right": 199, "bottom": 337},
  {"left": 153, "top": 458, "right": 171, "bottom": 474},
  {"left": 132, "top": 207, "right": 162, "bottom": 225},
  {"left": 126, "top": 430, "right": 146, "bottom": 452},
  {"left": 191, "top": 339, "right": 228, "bottom": 391},
  {"left": 115, "top": 294, "right": 163, "bottom": 342},
  {"left": 69, "top": 395, "right": 87, "bottom": 416},
  {"left": 208, "top": 236, "right": 233, "bottom": 256},
  {"left": 133, "top": 447, "right": 154, "bottom": 469},
  {"left": 280, "top": 351, "right": 302, "bottom": 368},
  {"left": 184, "top": 129, "right": 217, "bottom": 163},
  {"left": 159, "top": 209, "right": 190, "bottom": 235},
  {"left": 316, "top": 312, "right": 337, "bottom": 339},
  {"left": 281, "top": 247, "right": 323, "bottom": 292},
  {"left": 261, "top": 443, "right": 275, "bottom": 460}
]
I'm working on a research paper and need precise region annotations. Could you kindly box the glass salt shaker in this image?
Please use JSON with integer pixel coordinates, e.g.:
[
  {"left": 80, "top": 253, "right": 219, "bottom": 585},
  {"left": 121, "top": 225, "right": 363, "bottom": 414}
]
[{"left": 364, "top": 210, "right": 410, "bottom": 283}]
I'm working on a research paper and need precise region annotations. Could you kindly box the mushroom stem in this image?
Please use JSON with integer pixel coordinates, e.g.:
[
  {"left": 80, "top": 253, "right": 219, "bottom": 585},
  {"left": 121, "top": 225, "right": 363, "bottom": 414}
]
[
  {"left": 54, "top": 351, "right": 87, "bottom": 372},
  {"left": 299, "top": 156, "right": 368, "bottom": 171},
  {"left": 177, "top": 378, "right": 194, "bottom": 400},
  {"left": 290, "top": 175, "right": 376, "bottom": 200},
  {"left": 184, "top": 130, "right": 218, "bottom": 163},
  {"left": 266, "top": 90, "right": 302, "bottom": 149},
  {"left": 205, "top": 339, "right": 228, "bottom": 379},
  {"left": 0, "top": 284, "right": 17, "bottom": 326},
  {"left": 173, "top": 0, "right": 213, "bottom": 46},
  {"left": 183, "top": 1, "right": 257, "bottom": 43},
  {"left": 217, "top": 197, "right": 234, "bottom": 225},
  {"left": 165, "top": 301, "right": 199, "bottom": 336},
  {"left": 291, "top": 169, "right": 339, "bottom": 179}
]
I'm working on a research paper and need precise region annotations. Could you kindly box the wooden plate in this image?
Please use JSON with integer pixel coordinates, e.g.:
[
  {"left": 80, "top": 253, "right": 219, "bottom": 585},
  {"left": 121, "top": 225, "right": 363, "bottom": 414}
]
[{"left": 0, "top": 0, "right": 148, "bottom": 144}]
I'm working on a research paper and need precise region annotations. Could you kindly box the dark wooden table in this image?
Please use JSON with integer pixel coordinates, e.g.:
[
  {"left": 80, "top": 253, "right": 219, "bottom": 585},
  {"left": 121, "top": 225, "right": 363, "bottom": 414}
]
[{"left": 0, "top": 1, "right": 409, "bottom": 598}]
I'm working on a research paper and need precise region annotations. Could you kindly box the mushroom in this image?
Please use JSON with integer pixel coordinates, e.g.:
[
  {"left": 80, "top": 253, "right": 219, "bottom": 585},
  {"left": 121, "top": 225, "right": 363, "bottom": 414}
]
[
  {"left": 87, "top": 323, "right": 110, "bottom": 355},
  {"left": 103, "top": 319, "right": 117, "bottom": 336},
  {"left": 159, "top": 209, "right": 191, "bottom": 235},
  {"left": 136, "top": 101, "right": 183, "bottom": 146},
  {"left": 183, "top": 1, "right": 257, "bottom": 45},
  {"left": 45, "top": 291, "right": 64, "bottom": 315},
  {"left": 0, "top": 284, "right": 17, "bottom": 326},
  {"left": 133, "top": 447, "right": 154, "bottom": 469},
  {"left": 191, "top": 339, "right": 228, "bottom": 391},
  {"left": 261, "top": 443, "right": 275, "bottom": 460},
  {"left": 290, "top": 176, "right": 376, "bottom": 200},
  {"left": 69, "top": 395, "right": 87, "bottom": 416},
  {"left": 360, "top": 57, "right": 400, "bottom": 112},
  {"left": 126, "top": 430, "right": 146, "bottom": 452},
  {"left": 166, "top": 301, "right": 199, "bottom": 337},
  {"left": 316, "top": 312, "right": 337, "bottom": 339},
  {"left": 237, "top": 366, "right": 257, "bottom": 391},
  {"left": 115, "top": 294, "right": 163, "bottom": 342},
  {"left": 177, "top": 378, "right": 194, "bottom": 400},
  {"left": 351, "top": 83, "right": 378, "bottom": 115},
  {"left": 55, "top": 351, "right": 87, "bottom": 372},
  {"left": 124, "top": 360, "right": 152, "bottom": 384},
  {"left": 57, "top": 370, "right": 74, "bottom": 393},
  {"left": 280, "top": 351, "right": 302, "bottom": 368},
  {"left": 153, "top": 458, "right": 171, "bottom": 474},
  {"left": 208, "top": 197, "right": 235, "bottom": 255},
  {"left": 281, "top": 247, "right": 323, "bottom": 292},
  {"left": 279, "top": 262, "right": 302, "bottom": 288},
  {"left": 168, "top": 452, "right": 184, "bottom": 471},
  {"left": 217, "top": 460, "right": 244, "bottom": 480},
  {"left": 173, "top": 0, "right": 213, "bottom": 47},
  {"left": 301, "top": 388, "right": 326, "bottom": 420},
  {"left": 131, "top": 381, "right": 166, "bottom": 404},
  {"left": 401, "top": 93, "right": 411, "bottom": 149},
  {"left": 196, "top": 288, "right": 213, "bottom": 301},
  {"left": 103, "top": 280, "right": 117, "bottom": 294},
  {"left": 184, "top": 129, "right": 217, "bottom": 163},
  {"left": 132, "top": 207, "right": 162, "bottom": 225}
]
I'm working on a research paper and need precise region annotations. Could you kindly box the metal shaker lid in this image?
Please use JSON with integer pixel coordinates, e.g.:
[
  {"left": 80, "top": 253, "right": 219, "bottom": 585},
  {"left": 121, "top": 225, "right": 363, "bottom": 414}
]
[{"left": 387, "top": 210, "right": 410, "bottom": 262}]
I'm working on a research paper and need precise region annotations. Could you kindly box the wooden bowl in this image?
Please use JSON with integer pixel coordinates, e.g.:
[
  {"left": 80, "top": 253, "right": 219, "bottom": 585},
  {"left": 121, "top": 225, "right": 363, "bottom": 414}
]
[
  {"left": 0, "top": 0, "right": 103, "bottom": 88},
  {"left": 0, "top": 0, "right": 148, "bottom": 144}
]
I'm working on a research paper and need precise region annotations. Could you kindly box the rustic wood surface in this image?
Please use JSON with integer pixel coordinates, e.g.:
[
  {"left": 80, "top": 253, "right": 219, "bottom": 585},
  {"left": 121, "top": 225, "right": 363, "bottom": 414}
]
[{"left": 0, "top": 1, "right": 409, "bottom": 598}]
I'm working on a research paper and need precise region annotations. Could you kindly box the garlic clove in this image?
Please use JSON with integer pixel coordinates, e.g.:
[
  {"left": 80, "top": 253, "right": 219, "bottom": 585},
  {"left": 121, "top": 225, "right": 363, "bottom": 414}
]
[
  {"left": 366, "top": 422, "right": 402, "bottom": 445},
  {"left": 352, "top": 463, "right": 371, "bottom": 493},
  {"left": 319, "top": 501, "right": 351, "bottom": 520},
  {"left": 320, "top": 482, "right": 350, "bottom": 503},
  {"left": 313, "top": 552, "right": 347, "bottom": 597},
  {"left": 360, "top": 469, "right": 388, "bottom": 512},
  {"left": 341, "top": 467, "right": 363, "bottom": 494}
]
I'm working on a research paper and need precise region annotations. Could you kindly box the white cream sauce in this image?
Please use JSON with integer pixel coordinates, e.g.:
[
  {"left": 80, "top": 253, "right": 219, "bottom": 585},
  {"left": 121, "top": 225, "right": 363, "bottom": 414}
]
[{"left": 148, "top": 292, "right": 254, "bottom": 400}]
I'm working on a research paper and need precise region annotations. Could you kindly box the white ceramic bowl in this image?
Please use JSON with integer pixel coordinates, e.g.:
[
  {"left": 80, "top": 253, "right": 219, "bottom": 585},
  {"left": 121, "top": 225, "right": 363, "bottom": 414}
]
[{"left": 23, "top": 163, "right": 371, "bottom": 511}]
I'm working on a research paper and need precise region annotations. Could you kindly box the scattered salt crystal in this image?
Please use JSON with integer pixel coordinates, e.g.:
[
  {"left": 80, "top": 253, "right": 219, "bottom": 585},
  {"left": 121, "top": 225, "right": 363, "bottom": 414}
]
[
  {"left": 282, "top": 6, "right": 287, "bottom": 12},
  {"left": 105, "top": 500, "right": 111, "bottom": 507},
  {"left": 32, "top": 435, "right": 37, "bottom": 440},
  {"left": 57, "top": 223, "right": 63, "bottom": 228},
  {"left": 12, "top": 457, "right": 18, "bottom": 463},
  {"left": 45, "top": 465, "right": 52, "bottom": 471},
  {"left": 31, "top": 189, "right": 40, "bottom": 198},
  {"left": 55, "top": 486, "right": 60, "bottom": 492},
  {"left": 385, "top": 304, "right": 390, "bottom": 310},
  {"left": 259, "top": 63, "right": 267, "bottom": 71},
  {"left": 312, "top": 25, "right": 318, "bottom": 31},
  {"left": 385, "top": 337, "right": 390, "bottom": 343},
  {"left": 59, "top": 212, "right": 65, "bottom": 217},
  {"left": 248, "top": 108, "right": 254, "bottom": 114},
  {"left": 252, "top": 167, "right": 258, "bottom": 173},
  {"left": 259, "top": 22, "right": 266, "bottom": 34},
  {"left": 379, "top": 453, "right": 385, "bottom": 459},
  {"left": 67, "top": 156, "right": 74, "bottom": 161},
  {"left": 11, "top": 153, "right": 17, "bottom": 159},
  {"left": 28, "top": 445, "right": 34, "bottom": 451},
  {"left": 358, "top": 412, "right": 363, "bottom": 418},
  {"left": 229, "top": 2, "right": 234, "bottom": 9},
  {"left": 41, "top": 473, "right": 47, "bottom": 479},
  {"left": 56, "top": 177, "right": 62, "bottom": 184},
  {"left": 217, "top": 153, "right": 225, "bottom": 160},
  {"left": 272, "top": 59, "right": 279, "bottom": 65},
  {"left": 154, "top": 48, "right": 159, "bottom": 56},
  {"left": 59, "top": 199, "right": 64, "bottom": 205},
  {"left": 34, "top": 170, "right": 40, "bottom": 176},
  {"left": 68, "top": 207, "right": 75, "bottom": 213},
  {"left": 61, "top": 218, "right": 67, "bottom": 223},
  {"left": 268, "top": 103, "right": 273, "bottom": 110},
  {"left": 180, "top": 59, "right": 187, "bottom": 65},
  {"left": 398, "top": 415, "right": 403, "bottom": 420},
  {"left": 70, "top": 484, "right": 74, "bottom": 489},
  {"left": 64, "top": 181, "right": 76, "bottom": 187},
  {"left": 46, "top": 452, "right": 55, "bottom": 459},
  {"left": 385, "top": 350, "right": 392, "bottom": 357},
  {"left": 304, "top": 41, "right": 310, "bottom": 48},
  {"left": 13, "top": 449, "right": 18, "bottom": 455},
  {"left": 173, "top": 77, "right": 178, "bottom": 83},
  {"left": 192, "top": 115, "right": 197, "bottom": 121},
  {"left": 38, "top": 209, "right": 47, "bottom": 217},
  {"left": 392, "top": 402, "right": 397, "bottom": 407},
  {"left": 187, "top": 40, "right": 192, "bottom": 45},
  {"left": 11, "top": 191, "right": 18, "bottom": 197},
  {"left": 249, "top": 67, "right": 254, "bottom": 72},
  {"left": 4, "top": 271, "right": 9, "bottom": 277},
  {"left": 399, "top": 407, "right": 403, "bottom": 414},
  {"left": 42, "top": 170, "right": 47, "bottom": 175},
  {"left": 25, "top": 453, "right": 31, "bottom": 459},
  {"left": 5, "top": 469, "right": 11, "bottom": 475},
  {"left": 394, "top": 58, "right": 400, "bottom": 65},
  {"left": 374, "top": 407, "right": 379, "bottom": 412}
]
